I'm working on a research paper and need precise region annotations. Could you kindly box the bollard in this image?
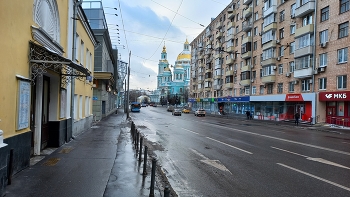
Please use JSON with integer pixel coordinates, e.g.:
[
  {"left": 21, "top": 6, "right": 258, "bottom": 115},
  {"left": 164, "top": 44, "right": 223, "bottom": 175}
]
[
  {"left": 139, "top": 137, "right": 143, "bottom": 163},
  {"left": 143, "top": 146, "right": 148, "bottom": 175},
  {"left": 149, "top": 158, "right": 157, "bottom": 197},
  {"left": 136, "top": 131, "right": 139, "bottom": 152},
  {"left": 164, "top": 185, "right": 170, "bottom": 197}
]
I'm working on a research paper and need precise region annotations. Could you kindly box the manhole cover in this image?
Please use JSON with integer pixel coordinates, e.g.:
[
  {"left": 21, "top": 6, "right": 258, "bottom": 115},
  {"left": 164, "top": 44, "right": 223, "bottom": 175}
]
[
  {"left": 59, "top": 147, "right": 73, "bottom": 154},
  {"left": 42, "top": 158, "right": 60, "bottom": 166}
]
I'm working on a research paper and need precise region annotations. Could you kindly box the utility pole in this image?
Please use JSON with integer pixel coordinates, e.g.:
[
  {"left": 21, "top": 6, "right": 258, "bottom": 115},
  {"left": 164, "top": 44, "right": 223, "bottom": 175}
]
[{"left": 126, "top": 51, "right": 131, "bottom": 119}]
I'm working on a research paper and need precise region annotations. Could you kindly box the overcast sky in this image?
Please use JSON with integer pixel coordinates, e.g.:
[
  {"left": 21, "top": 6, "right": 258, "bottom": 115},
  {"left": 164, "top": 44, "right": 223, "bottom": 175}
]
[{"left": 99, "top": 0, "right": 232, "bottom": 90}]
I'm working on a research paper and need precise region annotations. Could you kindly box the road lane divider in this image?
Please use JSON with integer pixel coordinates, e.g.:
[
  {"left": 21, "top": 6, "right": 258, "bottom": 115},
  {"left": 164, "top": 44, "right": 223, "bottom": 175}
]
[
  {"left": 205, "top": 123, "right": 350, "bottom": 156},
  {"left": 206, "top": 137, "right": 253, "bottom": 154},
  {"left": 191, "top": 149, "right": 232, "bottom": 174},
  {"left": 271, "top": 146, "right": 350, "bottom": 170},
  {"left": 277, "top": 163, "right": 350, "bottom": 192},
  {"left": 181, "top": 128, "right": 199, "bottom": 135}
]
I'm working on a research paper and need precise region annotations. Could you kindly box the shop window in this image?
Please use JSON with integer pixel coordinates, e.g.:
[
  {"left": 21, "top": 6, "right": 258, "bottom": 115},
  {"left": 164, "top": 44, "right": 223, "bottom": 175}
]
[{"left": 338, "top": 102, "right": 345, "bottom": 116}]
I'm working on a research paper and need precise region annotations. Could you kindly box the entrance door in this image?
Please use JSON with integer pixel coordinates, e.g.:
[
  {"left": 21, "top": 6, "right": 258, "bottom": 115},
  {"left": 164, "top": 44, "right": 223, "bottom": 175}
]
[
  {"left": 295, "top": 104, "right": 305, "bottom": 119},
  {"left": 326, "top": 106, "right": 336, "bottom": 117},
  {"left": 41, "top": 76, "right": 50, "bottom": 149}
]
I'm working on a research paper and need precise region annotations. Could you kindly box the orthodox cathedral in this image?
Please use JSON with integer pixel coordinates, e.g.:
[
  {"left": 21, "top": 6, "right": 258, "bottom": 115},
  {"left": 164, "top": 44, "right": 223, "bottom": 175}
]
[{"left": 150, "top": 39, "right": 191, "bottom": 105}]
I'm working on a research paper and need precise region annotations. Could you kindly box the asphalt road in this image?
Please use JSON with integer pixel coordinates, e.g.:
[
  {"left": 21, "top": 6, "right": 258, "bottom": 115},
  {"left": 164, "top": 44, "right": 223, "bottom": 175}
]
[{"left": 131, "top": 106, "right": 350, "bottom": 197}]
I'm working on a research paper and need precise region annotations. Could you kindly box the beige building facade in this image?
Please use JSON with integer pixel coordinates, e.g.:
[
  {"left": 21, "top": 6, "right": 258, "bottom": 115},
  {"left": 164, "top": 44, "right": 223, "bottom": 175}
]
[{"left": 190, "top": 0, "right": 349, "bottom": 124}]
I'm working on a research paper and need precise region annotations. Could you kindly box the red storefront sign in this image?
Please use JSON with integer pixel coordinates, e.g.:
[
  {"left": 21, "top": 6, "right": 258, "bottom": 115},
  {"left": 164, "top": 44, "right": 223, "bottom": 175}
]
[
  {"left": 319, "top": 91, "right": 350, "bottom": 101},
  {"left": 285, "top": 94, "right": 304, "bottom": 101}
]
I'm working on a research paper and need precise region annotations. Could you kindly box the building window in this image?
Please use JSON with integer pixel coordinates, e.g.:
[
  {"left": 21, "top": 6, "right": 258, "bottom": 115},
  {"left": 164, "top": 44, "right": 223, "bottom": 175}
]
[
  {"left": 301, "top": 79, "right": 311, "bottom": 92},
  {"left": 277, "top": 83, "right": 283, "bottom": 93},
  {"left": 319, "top": 53, "right": 328, "bottom": 67},
  {"left": 260, "top": 85, "right": 264, "bottom": 94},
  {"left": 279, "top": 46, "right": 284, "bottom": 57},
  {"left": 320, "top": 30, "right": 328, "bottom": 44},
  {"left": 278, "top": 64, "right": 283, "bottom": 74},
  {"left": 302, "top": 14, "right": 313, "bottom": 26},
  {"left": 253, "top": 56, "right": 257, "bottom": 65},
  {"left": 289, "top": 42, "right": 295, "bottom": 54},
  {"left": 255, "top": 12, "right": 259, "bottom": 21},
  {"left": 252, "top": 86, "right": 256, "bottom": 95},
  {"left": 291, "top": 4, "right": 296, "bottom": 17},
  {"left": 321, "top": 6, "right": 329, "bottom": 22},
  {"left": 279, "top": 10, "right": 285, "bottom": 22},
  {"left": 279, "top": 28, "right": 284, "bottom": 39},
  {"left": 319, "top": 78, "right": 327, "bottom": 90},
  {"left": 337, "top": 75, "right": 347, "bottom": 89},
  {"left": 245, "top": 87, "right": 250, "bottom": 95},
  {"left": 253, "top": 41, "right": 257, "bottom": 50},
  {"left": 338, "top": 48, "right": 348, "bottom": 63},
  {"left": 267, "top": 84, "right": 273, "bottom": 94},
  {"left": 254, "top": 27, "right": 258, "bottom": 35},
  {"left": 260, "top": 69, "right": 263, "bottom": 78},
  {"left": 289, "top": 61, "right": 295, "bottom": 72},
  {"left": 290, "top": 24, "right": 295, "bottom": 34},
  {"left": 340, "top": 0, "right": 350, "bottom": 14},
  {"left": 339, "top": 22, "right": 349, "bottom": 38},
  {"left": 288, "top": 82, "right": 294, "bottom": 92}
]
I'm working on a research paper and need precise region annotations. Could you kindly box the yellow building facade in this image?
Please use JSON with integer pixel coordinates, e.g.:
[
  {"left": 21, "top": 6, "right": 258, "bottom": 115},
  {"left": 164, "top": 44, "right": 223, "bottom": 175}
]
[{"left": 0, "top": 1, "right": 97, "bottom": 195}]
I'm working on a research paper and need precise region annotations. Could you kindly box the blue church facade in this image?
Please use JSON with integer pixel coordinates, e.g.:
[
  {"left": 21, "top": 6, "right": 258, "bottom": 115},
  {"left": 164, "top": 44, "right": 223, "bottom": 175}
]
[{"left": 155, "top": 40, "right": 191, "bottom": 105}]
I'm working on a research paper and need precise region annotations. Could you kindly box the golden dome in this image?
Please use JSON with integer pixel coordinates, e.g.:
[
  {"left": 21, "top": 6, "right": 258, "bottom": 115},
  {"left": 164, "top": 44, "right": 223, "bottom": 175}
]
[
  {"left": 164, "top": 67, "right": 171, "bottom": 71},
  {"left": 185, "top": 38, "right": 189, "bottom": 44},
  {"left": 177, "top": 52, "right": 191, "bottom": 60},
  {"left": 162, "top": 45, "right": 166, "bottom": 53}
]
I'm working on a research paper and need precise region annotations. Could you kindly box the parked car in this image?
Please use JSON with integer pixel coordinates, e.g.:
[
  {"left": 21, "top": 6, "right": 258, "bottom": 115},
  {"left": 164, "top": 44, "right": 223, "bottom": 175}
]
[
  {"left": 167, "top": 105, "right": 174, "bottom": 112},
  {"left": 194, "top": 109, "right": 206, "bottom": 117},
  {"left": 172, "top": 108, "right": 182, "bottom": 116},
  {"left": 141, "top": 103, "right": 147, "bottom": 107},
  {"left": 182, "top": 108, "right": 190, "bottom": 113},
  {"left": 153, "top": 104, "right": 157, "bottom": 107}
]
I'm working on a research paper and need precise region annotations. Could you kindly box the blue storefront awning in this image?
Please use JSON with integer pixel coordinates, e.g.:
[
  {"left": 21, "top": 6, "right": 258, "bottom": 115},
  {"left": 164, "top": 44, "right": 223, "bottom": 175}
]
[{"left": 217, "top": 96, "right": 250, "bottom": 103}]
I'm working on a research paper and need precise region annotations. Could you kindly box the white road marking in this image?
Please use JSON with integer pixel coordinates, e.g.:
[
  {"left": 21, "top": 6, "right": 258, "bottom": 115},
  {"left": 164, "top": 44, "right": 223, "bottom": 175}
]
[
  {"left": 206, "top": 137, "right": 253, "bottom": 154},
  {"left": 182, "top": 128, "right": 199, "bottom": 135},
  {"left": 277, "top": 163, "right": 350, "bottom": 192},
  {"left": 206, "top": 123, "right": 350, "bottom": 156},
  {"left": 271, "top": 147, "right": 350, "bottom": 170},
  {"left": 191, "top": 149, "right": 232, "bottom": 174}
]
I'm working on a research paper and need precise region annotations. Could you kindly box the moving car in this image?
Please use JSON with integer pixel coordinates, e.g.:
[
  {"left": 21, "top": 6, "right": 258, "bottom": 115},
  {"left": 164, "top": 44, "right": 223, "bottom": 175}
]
[
  {"left": 141, "top": 103, "right": 147, "bottom": 107},
  {"left": 182, "top": 108, "right": 190, "bottom": 113},
  {"left": 167, "top": 105, "right": 174, "bottom": 112},
  {"left": 172, "top": 108, "right": 182, "bottom": 116},
  {"left": 194, "top": 109, "right": 206, "bottom": 117}
]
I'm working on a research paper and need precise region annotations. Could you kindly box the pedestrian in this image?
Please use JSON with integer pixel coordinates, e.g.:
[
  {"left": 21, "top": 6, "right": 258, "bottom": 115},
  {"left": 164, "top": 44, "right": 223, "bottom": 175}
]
[
  {"left": 249, "top": 111, "right": 253, "bottom": 120},
  {"left": 246, "top": 111, "right": 250, "bottom": 120},
  {"left": 295, "top": 112, "right": 300, "bottom": 126}
]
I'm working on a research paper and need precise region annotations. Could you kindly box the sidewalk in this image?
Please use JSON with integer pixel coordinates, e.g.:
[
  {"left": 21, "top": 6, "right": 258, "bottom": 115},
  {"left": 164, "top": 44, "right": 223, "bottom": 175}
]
[{"left": 4, "top": 110, "right": 162, "bottom": 197}]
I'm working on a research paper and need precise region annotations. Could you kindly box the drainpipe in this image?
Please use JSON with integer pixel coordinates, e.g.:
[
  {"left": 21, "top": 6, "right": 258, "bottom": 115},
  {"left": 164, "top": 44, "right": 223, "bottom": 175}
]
[
  {"left": 312, "top": 0, "right": 317, "bottom": 124},
  {"left": 70, "top": 0, "right": 83, "bottom": 139},
  {"left": 249, "top": 1, "right": 255, "bottom": 111}
]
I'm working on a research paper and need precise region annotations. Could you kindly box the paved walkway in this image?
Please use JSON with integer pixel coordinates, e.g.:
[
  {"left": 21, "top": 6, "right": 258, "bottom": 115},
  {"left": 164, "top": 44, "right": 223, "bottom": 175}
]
[{"left": 4, "top": 110, "right": 162, "bottom": 197}]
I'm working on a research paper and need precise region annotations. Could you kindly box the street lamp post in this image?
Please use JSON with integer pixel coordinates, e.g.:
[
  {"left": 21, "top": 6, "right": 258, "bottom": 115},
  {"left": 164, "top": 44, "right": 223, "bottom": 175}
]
[{"left": 126, "top": 51, "right": 131, "bottom": 119}]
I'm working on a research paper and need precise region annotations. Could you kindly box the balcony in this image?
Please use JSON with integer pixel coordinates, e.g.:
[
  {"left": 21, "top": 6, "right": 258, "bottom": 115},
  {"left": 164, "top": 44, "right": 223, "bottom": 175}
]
[
  {"left": 227, "top": 22, "right": 235, "bottom": 29},
  {"left": 206, "top": 31, "right": 212, "bottom": 38},
  {"left": 263, "top": 5, "right": 277, "bottom": 18},
  {"left": 198, "top": 87, "right": 203, "bottom": 92},
  {"left": 242, "top": 36, "right": 252, "bottom": 44},
  {"left": 205, "top": 87, "right": 211, "bottom": 91},
  {"left": 294, "top": 46, "right": 313, "bottom": 58},
  {"left": 263, "top": 22, "right": 277, "bottom": 32},
  {"left": 295, "top": 24, "right": 314, "bottom": 38},
  {"left": 213, "top": 85, "right": 222, "bottom": 90},
  {"left": 295, "top": 1, "right": 315, "bottom": 18},
  {"left": 226, "top": 46, "right": 235, "bottom": 53},
  {"left": 262, "top": 75, "right": 276, "bottom": 83},
  {"left": 240, "top": 79, "right": 251, "bottom": 86},
  {"left": 294, "top": 67, "right": 313, "bottom": 78},
  {"left": 242, "top": 20, "right": 253, "bottom": 32},
  {"left": 241, "top": 51, "right": 252, "bottom": 59},
  {"left": 261, "top": 58, "right": 277, "bottom": 66},
  {"left": 226, "top": 34, "right": 235, "bottom": 40},
  {"left": 205, "top": 77, "right": 212, "bottom": 81},
  {"left": 216, "top": 21, "right": 223, "bottom": 29},
  {"left": 214, "top": 74, "right": 222, "bottom": 79},
  {"left": 241, "top": 65, "right": 251, "bottom": 72},
  {"left": 205, "top": 68, "right": 212, "bottom": 73},
  {"left": 225, "top": 70, "right": 236, "bottom": 76},
  {"left": 215, "top": 32, "right": 223, "bottom": 39},
  {"left": 197, "top": 78, "right": 203, "bottom": 83},
  {"left": 262, "top": 40, "right": 277, "bottom": 50},
  {"left": 243, "top": 0, "right": 252, "bottom": 5},
  {"left": 226, "top": 58, "right": 235, "bottom": 65},
  {"left": 243, "top": 7, "right": 253, "bottom": 18},
  {"left": 227, "top": 8, "right": 235, "bottom": 19},
  {"left": 225, "top": 82, "right": 234, "bottom": 89},
  {"left": 199, "top": 63, "right": 205, "bottom": 68}
]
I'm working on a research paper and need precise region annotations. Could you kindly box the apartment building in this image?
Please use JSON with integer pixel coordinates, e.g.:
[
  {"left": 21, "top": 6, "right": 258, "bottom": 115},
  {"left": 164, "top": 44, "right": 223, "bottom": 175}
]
[{"left": 189, "top": 0, "right": 350, "bottom": 124}]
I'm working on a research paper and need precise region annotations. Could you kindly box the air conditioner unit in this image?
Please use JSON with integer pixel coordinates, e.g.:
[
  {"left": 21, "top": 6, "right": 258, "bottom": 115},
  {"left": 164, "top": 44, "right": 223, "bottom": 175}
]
[
  {"left": 319, "top": 67, "right": 325, "bottom": 72},
  {"left": 251, "top": 79, "right": 254, "bottom": 83},
  {"left": 313, "top": 69, "right": 318, "bottom": 75},
  {"left": 320, "top": 42, "right": 328, "bottom": 48},
  {"left": 276, "top": 40, "right": 281, "bottom": 44},
  {"left": 277, "top": 57, "right": 281, "bottom": 61},
  {"left": 286, "top": 72, "right": 291, "bottom": 77},
  {"left": 259, "top": 32, "right": 262, "bottom": 36},
  {"left": 291, "top": 14, "right": 295, "bottom": 18},
  {"left": 234, "top": 70, "right": 237, "bottom": 73},
  {"left": 272, "top": 66, "right": 277, "bottom": 70},
  {"left": 293, "top": 80, "right": 299, "bottom": 85},
  {"left": 308, "top": 79, "right": 313, "bottom": 84}
]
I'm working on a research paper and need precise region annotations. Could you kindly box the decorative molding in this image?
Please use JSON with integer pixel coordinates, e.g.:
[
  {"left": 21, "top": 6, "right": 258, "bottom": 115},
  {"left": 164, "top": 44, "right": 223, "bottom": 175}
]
[{"left": 31, "top": 26, "right": 64, "bottom": 55}]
